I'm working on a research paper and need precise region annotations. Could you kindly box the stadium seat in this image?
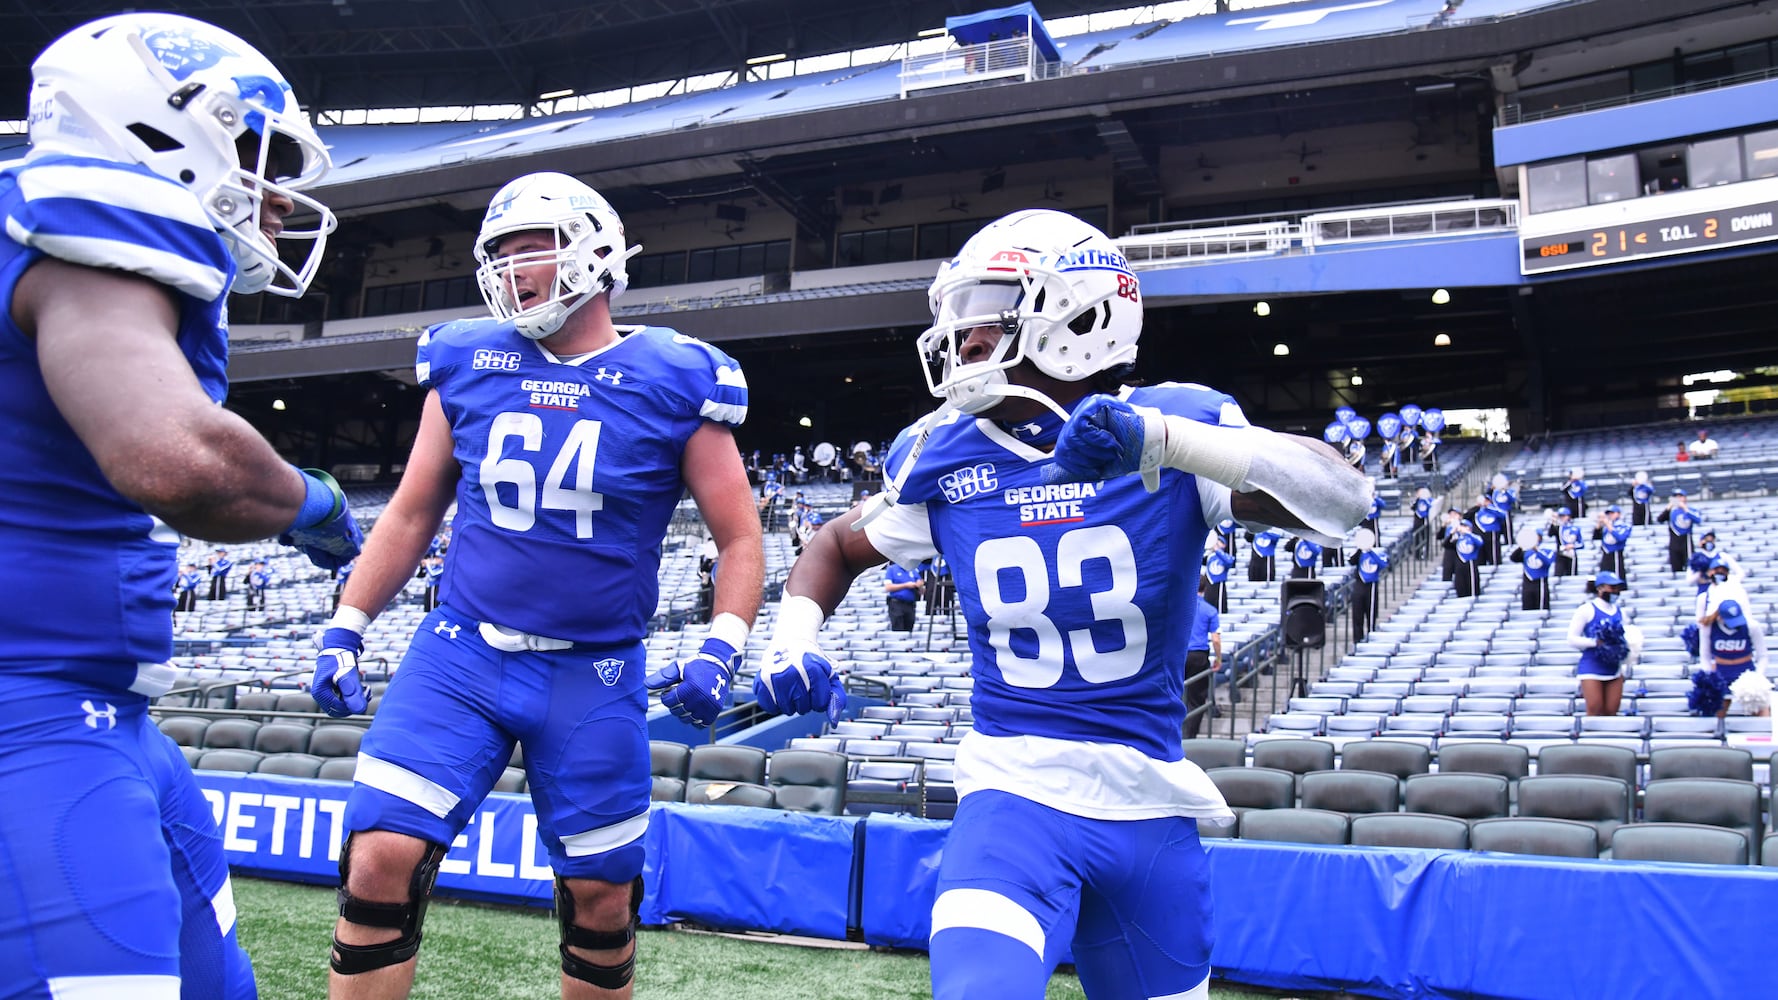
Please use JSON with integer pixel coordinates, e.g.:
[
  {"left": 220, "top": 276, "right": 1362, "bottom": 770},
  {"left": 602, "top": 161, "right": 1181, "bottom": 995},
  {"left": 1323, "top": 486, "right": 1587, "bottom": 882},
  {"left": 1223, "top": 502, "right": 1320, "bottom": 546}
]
[
  {"left": 158, "top": 716, "right": 210, "bottom": 748},
  {"left": 307, "top": 725, "right": 365, "bottom": 759},
  {"left": 688, "top": 744, "right": 767, "bottom": 785},
  {"left": 1611, "top": 823, "right": 1749, "bottom": 866},
  {"left": 317, "top": 757, "right": 357, "bottom": 783},
  {"left": 253, "top": 722, "right": 312, "bottom": 756},
  {"left": 509, "top": 743, "right": 525, "bottom": 769},
  {"left": 650, "top": 740, "right": 692, "bottom": 782},
  {"left": 494, "top": 767, "right": 526, "bottom": 793},
  {"left": 1436, "top": 743, "right": 1529, "bottom": 784},
  {"left": 235, "top": 691, "right": 283, "bottom": 720},
  {"left": 688, "top": 780, "right": 776, "bottom": 809},
  {"left": 1536, "top": 744, "right": 1638, "bottom": 789},
  {"left": 257, "top": 753, "right": 324, "bottom": 779},
  {"left": 275, "top": 692, "right": 320, "bottom": 715},
  {"left": 1349, "top": 813, "right": 1469, "bottom": 850},
  {"left": 1181, "top": 738, "right": 1246, "bottom": 771},
  {"left": 1300, "top": 770, "right": 1400, "bottom": 815},
  {"left": 766, "top": 749, "right": 849, "bottom": 815},
  {"left": 1516, "top": 775, "right": 1630, "bottom": 853},
  {"left": 1469, "top": 818, "right": 1599, "bottom": 859},
  {"left": 1403, "top": 773, "right": 1509, "bottom": 821},
  {"left": 1206, "top": 767, "right": 1295, "bottom": 819},
  {"left": 201, "top": 718, "right": 261, "bottom": 751},
  {"left": 1647, "top": 746, "right": 1753, "bottom": 782},
  {"left": 178, "top": 744, "right": 205, "bottom": 768},
  {"left": 651, "top": 777, "right": 686, "bottom": 802},
  {"left": 1763, "top": 833, "right": 1778, "bottom": 868},
  {"left": 1641, "top": 778, "right": 1764, "bottom": 863},
  {"left": 1250, "top": 739, "right": 1335, "bottom": 791},
  {"left": 1339, "top": 740, "right": 1431, "bottom": 783},
  {"left": 196, "top": 749, "right": 264, "bottom": 773},
  {"left": 1238, "top": 808, "right": 1349, "bottom": 846}
]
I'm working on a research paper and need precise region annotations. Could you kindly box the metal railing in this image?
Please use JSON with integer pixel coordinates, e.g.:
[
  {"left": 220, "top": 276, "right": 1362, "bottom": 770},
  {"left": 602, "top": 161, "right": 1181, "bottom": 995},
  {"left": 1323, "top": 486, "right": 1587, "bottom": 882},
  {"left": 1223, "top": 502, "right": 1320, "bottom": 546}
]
[
  {"left": 1116, "top": 197, "right": 1520, "bottom": 270},
  {"left": 900, "top": 37, "right": 1071, "bottom": 98},
  {"left": 1500, "top": 65, "right": 1778, "bottom": 126}
]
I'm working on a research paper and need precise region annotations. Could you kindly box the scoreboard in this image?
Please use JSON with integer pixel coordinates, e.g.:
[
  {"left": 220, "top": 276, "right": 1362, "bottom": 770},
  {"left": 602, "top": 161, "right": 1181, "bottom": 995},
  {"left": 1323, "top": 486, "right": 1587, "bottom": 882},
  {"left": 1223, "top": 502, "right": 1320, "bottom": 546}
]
[{"left": 1521, "top": 199, "right": 1778, "bottom": 274}]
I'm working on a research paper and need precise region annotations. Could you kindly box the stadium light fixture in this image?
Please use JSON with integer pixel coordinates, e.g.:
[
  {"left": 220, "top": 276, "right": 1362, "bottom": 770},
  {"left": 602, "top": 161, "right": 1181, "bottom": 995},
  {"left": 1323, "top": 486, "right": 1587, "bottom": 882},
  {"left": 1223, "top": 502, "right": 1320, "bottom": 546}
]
[
  {"left": 1253, "top": 301, "right": 1271, "bottom": 317},
  {"left": 1351, "top": 374, "right": 1364, "bottom": 386},
  {"left": 747, "top": 53, "right": 787, "bottom": 65},
  {"left": 918, "top": 27, "right": 947, "bottom": 37},
  {"left": 1272, "top": 343, "right": 1290, "bottom": 357},
  {"left": 272, "top": 399, "right": 286, "bottom": 411},
  {"left": 1431, "top": 288, "right": 1452, "bottom": 305},
  {"left": 538, "top": 88, "right": 573, "bottom": 101},
  {"left": 1434, "top": 333, "right": 1452, "bottom": 347},
  {"left": 798, "top": 416, "right": 813, "bottom": 428}
]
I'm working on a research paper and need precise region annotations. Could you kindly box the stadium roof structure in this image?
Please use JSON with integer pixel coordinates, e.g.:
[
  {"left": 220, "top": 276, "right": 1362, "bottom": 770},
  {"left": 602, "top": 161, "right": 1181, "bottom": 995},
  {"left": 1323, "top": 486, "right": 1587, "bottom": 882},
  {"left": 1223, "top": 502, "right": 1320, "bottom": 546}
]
[{"left": 0, "top": 0, "right": 1121, "bottom": 118}]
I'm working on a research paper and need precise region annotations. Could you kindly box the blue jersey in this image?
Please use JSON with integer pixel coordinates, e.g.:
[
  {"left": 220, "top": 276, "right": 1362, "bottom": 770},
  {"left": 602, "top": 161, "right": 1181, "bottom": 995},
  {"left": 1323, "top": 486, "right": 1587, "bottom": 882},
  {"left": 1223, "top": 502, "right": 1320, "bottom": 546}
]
[
  {"left": 0, "top": 155, "right": 233, "bottom": 669},
  {"left": 211, "top": 556, "right": 233, "bottom": 578},
  {"left": 1187, "top": 597, "right": 1220, "bottom": 652},
  {"left": 1670, "top": 508, "right": 1701, "bottom": 535},
  {"left": 1368, "top": 495, "right": 1386, "bottom": 520},
  {"left": 1413, "top": 497, "right": 1432, "bottom": 519},
  {"left": 1293, "top": 539, "right": 1322, "bottom": 567},
  {"left": 420, "top": 322, "right": 746, "bottom": 643},
  {"left": 886, "top": 562, "right": 920, "bottom": 602},
  {"left": 1522, "top": 546, "right": 1555, "bottom": 580},
  {"left": 867, "top": 383, "right": 1238, "bottom": 761},
  {"left": 1559, "top": 524, "right": 1583, "bottom": 551},
  {"left": 1706, "top": 621, "right": 1756, "bottom": 681},
  {"left": 1633, "top": 483, "right": 1655, "bottom": 505},
  {"left": 1475, "top": 504, "right": 1505, "bottom": 534},
  {"left": 1564, "top": 479, "right": 1588, "bottom": 501},
  {"left": 1576, "top": 602, "right": 1624, "bottom": 677},
  {"left": 1251, "top": 531, "right": 1280, "bottom": 558},
  {"left": 1203, "top": 550, "right": 1234, "bottom": 585},
  {"left": 248, "top": 570, "right": 269, "bottom": 590},
  {"left": 1601, "top": 523, "right": 1631, "bottom": 552},
  {"left": 1455, "top": 533, "right": 1483, "bottom": 562},
  {"left": 1357, "top": 550, "right": 1388, "bottom": 583}
]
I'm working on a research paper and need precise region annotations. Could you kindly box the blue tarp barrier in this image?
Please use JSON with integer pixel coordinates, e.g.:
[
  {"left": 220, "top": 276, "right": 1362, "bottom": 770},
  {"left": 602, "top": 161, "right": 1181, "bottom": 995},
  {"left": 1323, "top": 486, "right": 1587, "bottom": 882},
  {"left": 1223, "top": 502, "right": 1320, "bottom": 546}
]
[
  {"left": 945, "top": 3, "right": 1060, "bottom": 63},
  {"left": 194, "top": 771, "right": 1778, "bottom": 998},
  {"left": 648, "top": 803, "right": 857, "bottom": 940}
]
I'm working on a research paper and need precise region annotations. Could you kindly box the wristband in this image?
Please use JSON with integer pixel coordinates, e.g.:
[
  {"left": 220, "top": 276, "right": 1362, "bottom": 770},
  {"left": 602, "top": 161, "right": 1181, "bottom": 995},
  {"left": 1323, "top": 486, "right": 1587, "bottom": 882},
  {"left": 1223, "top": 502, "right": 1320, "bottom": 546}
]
[
  {"left": 775, "top": 595, "right": 826, "bottom": 646},
  {"left": 326, "top": 604, "right": 372, "bottom": 637},
  {"left": 707, "top": 611, "right": 750, "bottom": 656},
  {"left": 291, "top": 466, "right": 345, "bottom": 530}
]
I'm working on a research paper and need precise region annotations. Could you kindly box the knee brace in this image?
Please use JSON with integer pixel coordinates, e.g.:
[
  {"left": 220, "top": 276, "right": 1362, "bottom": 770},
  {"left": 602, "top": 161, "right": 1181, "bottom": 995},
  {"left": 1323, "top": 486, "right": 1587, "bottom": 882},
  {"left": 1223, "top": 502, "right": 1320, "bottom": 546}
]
[
  {"left": 555, "top": 876, "right": 643, "bottom": 990},
  {"left": 330, "top": 836, "right": 447, "bottom": 976}
]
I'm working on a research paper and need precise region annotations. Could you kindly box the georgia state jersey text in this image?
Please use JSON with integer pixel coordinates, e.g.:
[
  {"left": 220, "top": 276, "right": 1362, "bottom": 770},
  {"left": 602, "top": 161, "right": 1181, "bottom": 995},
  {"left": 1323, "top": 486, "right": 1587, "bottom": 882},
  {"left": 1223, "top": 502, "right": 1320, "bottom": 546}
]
[{"left": 419, "top": 322, "right": 746, "bottom": 644}]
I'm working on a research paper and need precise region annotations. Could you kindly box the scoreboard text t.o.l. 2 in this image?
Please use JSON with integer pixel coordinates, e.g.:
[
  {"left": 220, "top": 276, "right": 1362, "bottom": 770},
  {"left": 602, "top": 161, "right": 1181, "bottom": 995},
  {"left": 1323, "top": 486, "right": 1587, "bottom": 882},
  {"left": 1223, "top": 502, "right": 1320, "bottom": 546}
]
[{"left": 1521, "top": 200, "right": 1778, "bottom": 273}]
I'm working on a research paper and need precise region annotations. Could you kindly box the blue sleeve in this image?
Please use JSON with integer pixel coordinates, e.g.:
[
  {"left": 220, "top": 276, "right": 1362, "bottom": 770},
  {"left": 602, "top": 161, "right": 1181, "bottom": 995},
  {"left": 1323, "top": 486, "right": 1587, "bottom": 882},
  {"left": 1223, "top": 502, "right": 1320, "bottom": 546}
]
[
  {"left": 1208, "top": 607, "right": 1220, "bottom": 633},
  {"left": 654, "top": 330, "right": 748, "bottom": 427},
  {"left": 6, "top": 156, "right": 234, "bottom": 302}
]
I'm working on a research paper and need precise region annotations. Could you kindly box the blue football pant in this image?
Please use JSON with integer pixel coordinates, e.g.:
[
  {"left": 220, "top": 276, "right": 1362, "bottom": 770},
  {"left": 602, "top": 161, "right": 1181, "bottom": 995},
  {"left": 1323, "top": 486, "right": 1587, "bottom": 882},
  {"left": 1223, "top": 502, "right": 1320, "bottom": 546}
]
[
  {"left": 930, "top": 790, "right": 1213, "bottom": 1000},
  {"left": 0, "top": 680, "right": 254, "bottom": 1000},
  {"left": 345, "top": 606, "right": 652, "bottom": 882}
]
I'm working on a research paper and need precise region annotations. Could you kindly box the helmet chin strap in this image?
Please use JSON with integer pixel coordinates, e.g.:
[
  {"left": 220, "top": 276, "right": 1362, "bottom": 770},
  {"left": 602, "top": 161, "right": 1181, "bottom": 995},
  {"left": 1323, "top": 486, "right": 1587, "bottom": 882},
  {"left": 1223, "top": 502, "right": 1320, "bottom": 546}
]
[{"left": 516, "top": 285, "right": 596, "bottom": 341}]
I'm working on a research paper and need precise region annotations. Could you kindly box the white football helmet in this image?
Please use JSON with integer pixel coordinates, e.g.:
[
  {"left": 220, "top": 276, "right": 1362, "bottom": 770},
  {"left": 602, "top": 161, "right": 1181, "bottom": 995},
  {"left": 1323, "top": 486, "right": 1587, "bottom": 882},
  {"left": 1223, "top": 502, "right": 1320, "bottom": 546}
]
[
  {"left": 28, "top": 13, "right": 335, "bottom": 297},
  {"left": 474, "top": 172, "right": 638, "bottom": 340},
  {"left": 918, "top": 209, "right": 1141, "bottom": 415}
]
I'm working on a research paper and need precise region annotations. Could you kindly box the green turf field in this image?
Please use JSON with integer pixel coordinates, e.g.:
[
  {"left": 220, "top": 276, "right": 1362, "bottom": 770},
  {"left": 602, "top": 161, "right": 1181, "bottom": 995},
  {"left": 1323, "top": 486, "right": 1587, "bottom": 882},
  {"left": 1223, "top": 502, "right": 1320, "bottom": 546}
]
[{"left": 235, "top": 877, "right": 1296, "bottom": 999}]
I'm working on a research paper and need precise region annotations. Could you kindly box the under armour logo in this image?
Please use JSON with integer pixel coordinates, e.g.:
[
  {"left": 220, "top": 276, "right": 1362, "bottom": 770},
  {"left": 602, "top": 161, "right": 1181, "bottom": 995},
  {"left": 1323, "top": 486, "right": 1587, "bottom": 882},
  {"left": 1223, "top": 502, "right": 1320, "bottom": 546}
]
[
  {"left": 81, "top": 699, "right": 117, "bottom": 730},
  {"left": 1014, "top": 422, "right": 1043, "bottom": 438},
  {"left": 434, "top": 620, "right": 461, "bottom": 639},
  {"left": 709, "top": 673, "right": 728, "bottom": 699},
  {"left": 593, "top": 367, "right": 623, "bottom": 385}
]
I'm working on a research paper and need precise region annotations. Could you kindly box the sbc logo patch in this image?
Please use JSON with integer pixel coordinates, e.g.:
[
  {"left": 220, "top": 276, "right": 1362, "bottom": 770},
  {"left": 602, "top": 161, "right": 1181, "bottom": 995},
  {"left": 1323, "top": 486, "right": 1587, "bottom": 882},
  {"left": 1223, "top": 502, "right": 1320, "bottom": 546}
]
[
  {"left": 939, "top": 463, "right": 997, "bottom": 504},
  {"left": 473, "top": 349, "right": 521, "bottom": 371}
]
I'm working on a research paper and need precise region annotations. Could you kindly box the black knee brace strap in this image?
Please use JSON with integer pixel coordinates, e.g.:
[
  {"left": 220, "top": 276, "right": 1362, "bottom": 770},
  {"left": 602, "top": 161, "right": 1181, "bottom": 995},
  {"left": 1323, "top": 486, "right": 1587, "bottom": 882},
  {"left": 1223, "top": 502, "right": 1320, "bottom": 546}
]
[
  {"left": 330, "top": 837, "right": 447, "bottom": 976},
  {"left": 556, "top": 876, "right": 643, "bottom": 989}
]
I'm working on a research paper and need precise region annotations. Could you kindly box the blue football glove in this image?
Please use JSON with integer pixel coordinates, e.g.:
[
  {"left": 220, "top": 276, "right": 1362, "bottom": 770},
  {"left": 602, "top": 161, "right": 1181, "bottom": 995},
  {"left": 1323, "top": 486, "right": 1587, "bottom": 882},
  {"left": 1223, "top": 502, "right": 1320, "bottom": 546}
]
[
  {"left": 645, "top": 636, "right": 737, "bottom": 728},
  {"left": 754, "top": 640, "right": 846, "bottom": 724},
  {"left": 279, "top": 468, "right": 364, "bottom": 571},
  {"left": 311, "top": 626, "right": 368, "bottom": 718},
  {"left": 1041, "top": 395, "right": 1158, "bottom": 488}
]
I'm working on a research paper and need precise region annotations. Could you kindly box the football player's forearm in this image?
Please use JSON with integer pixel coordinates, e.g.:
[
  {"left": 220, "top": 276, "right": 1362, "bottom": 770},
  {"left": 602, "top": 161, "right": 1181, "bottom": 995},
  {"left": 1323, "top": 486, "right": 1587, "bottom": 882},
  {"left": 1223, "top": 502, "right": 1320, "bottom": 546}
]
[
  {"left": 711, "top": 537, "right": 764, "bottom": 628},
  {"left": 127, "top": 410, "right": 310, "bottom": 540},
  {"left": 1159, "top": 420, "right": 1370, "bottom": 542},
  {"left": 787, "top": 514, "right": 881, "bottom": 617},
  {"left": 337, "top": 513, "right": 436, "bottom": 621}
]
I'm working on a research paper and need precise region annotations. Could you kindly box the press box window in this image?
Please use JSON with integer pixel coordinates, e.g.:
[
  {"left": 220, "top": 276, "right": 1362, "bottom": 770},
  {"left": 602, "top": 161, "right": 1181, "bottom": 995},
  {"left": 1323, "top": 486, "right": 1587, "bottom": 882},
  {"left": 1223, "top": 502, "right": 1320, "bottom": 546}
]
[
  {"left": 1587, "top": 153, "right": 1639, "bottom": 205},
  {"left": 1688, "top": 136, "right": 1743, "bottom": 189},
  {"left": 1526, "top": 159, "right": 1587, "bottom": 214},
  {"left": 1744, "top": 128, "right": 1778, "bottom": 180}
]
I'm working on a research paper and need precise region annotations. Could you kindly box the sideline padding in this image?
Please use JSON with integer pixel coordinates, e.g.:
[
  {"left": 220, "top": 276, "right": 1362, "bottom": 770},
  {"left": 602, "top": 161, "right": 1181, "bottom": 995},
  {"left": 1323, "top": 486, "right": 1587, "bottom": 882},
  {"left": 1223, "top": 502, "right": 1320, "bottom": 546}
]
[{"left": 192, "top": 772, "right": 1777, "bottom": 997}]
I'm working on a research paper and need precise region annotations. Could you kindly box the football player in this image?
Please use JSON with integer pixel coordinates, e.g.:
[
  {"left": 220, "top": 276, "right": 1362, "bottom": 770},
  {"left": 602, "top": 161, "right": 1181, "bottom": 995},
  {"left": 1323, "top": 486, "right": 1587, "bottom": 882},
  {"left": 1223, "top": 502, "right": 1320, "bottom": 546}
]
[
  {"left": 0, "top": 13, "right": 357, "bottom": 999},
  {"left": 312, "top": 171, "right": 762, "bottom": 999},
  {"left": 753, "top": 210, "right": 1369, "bottom": 999}
]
